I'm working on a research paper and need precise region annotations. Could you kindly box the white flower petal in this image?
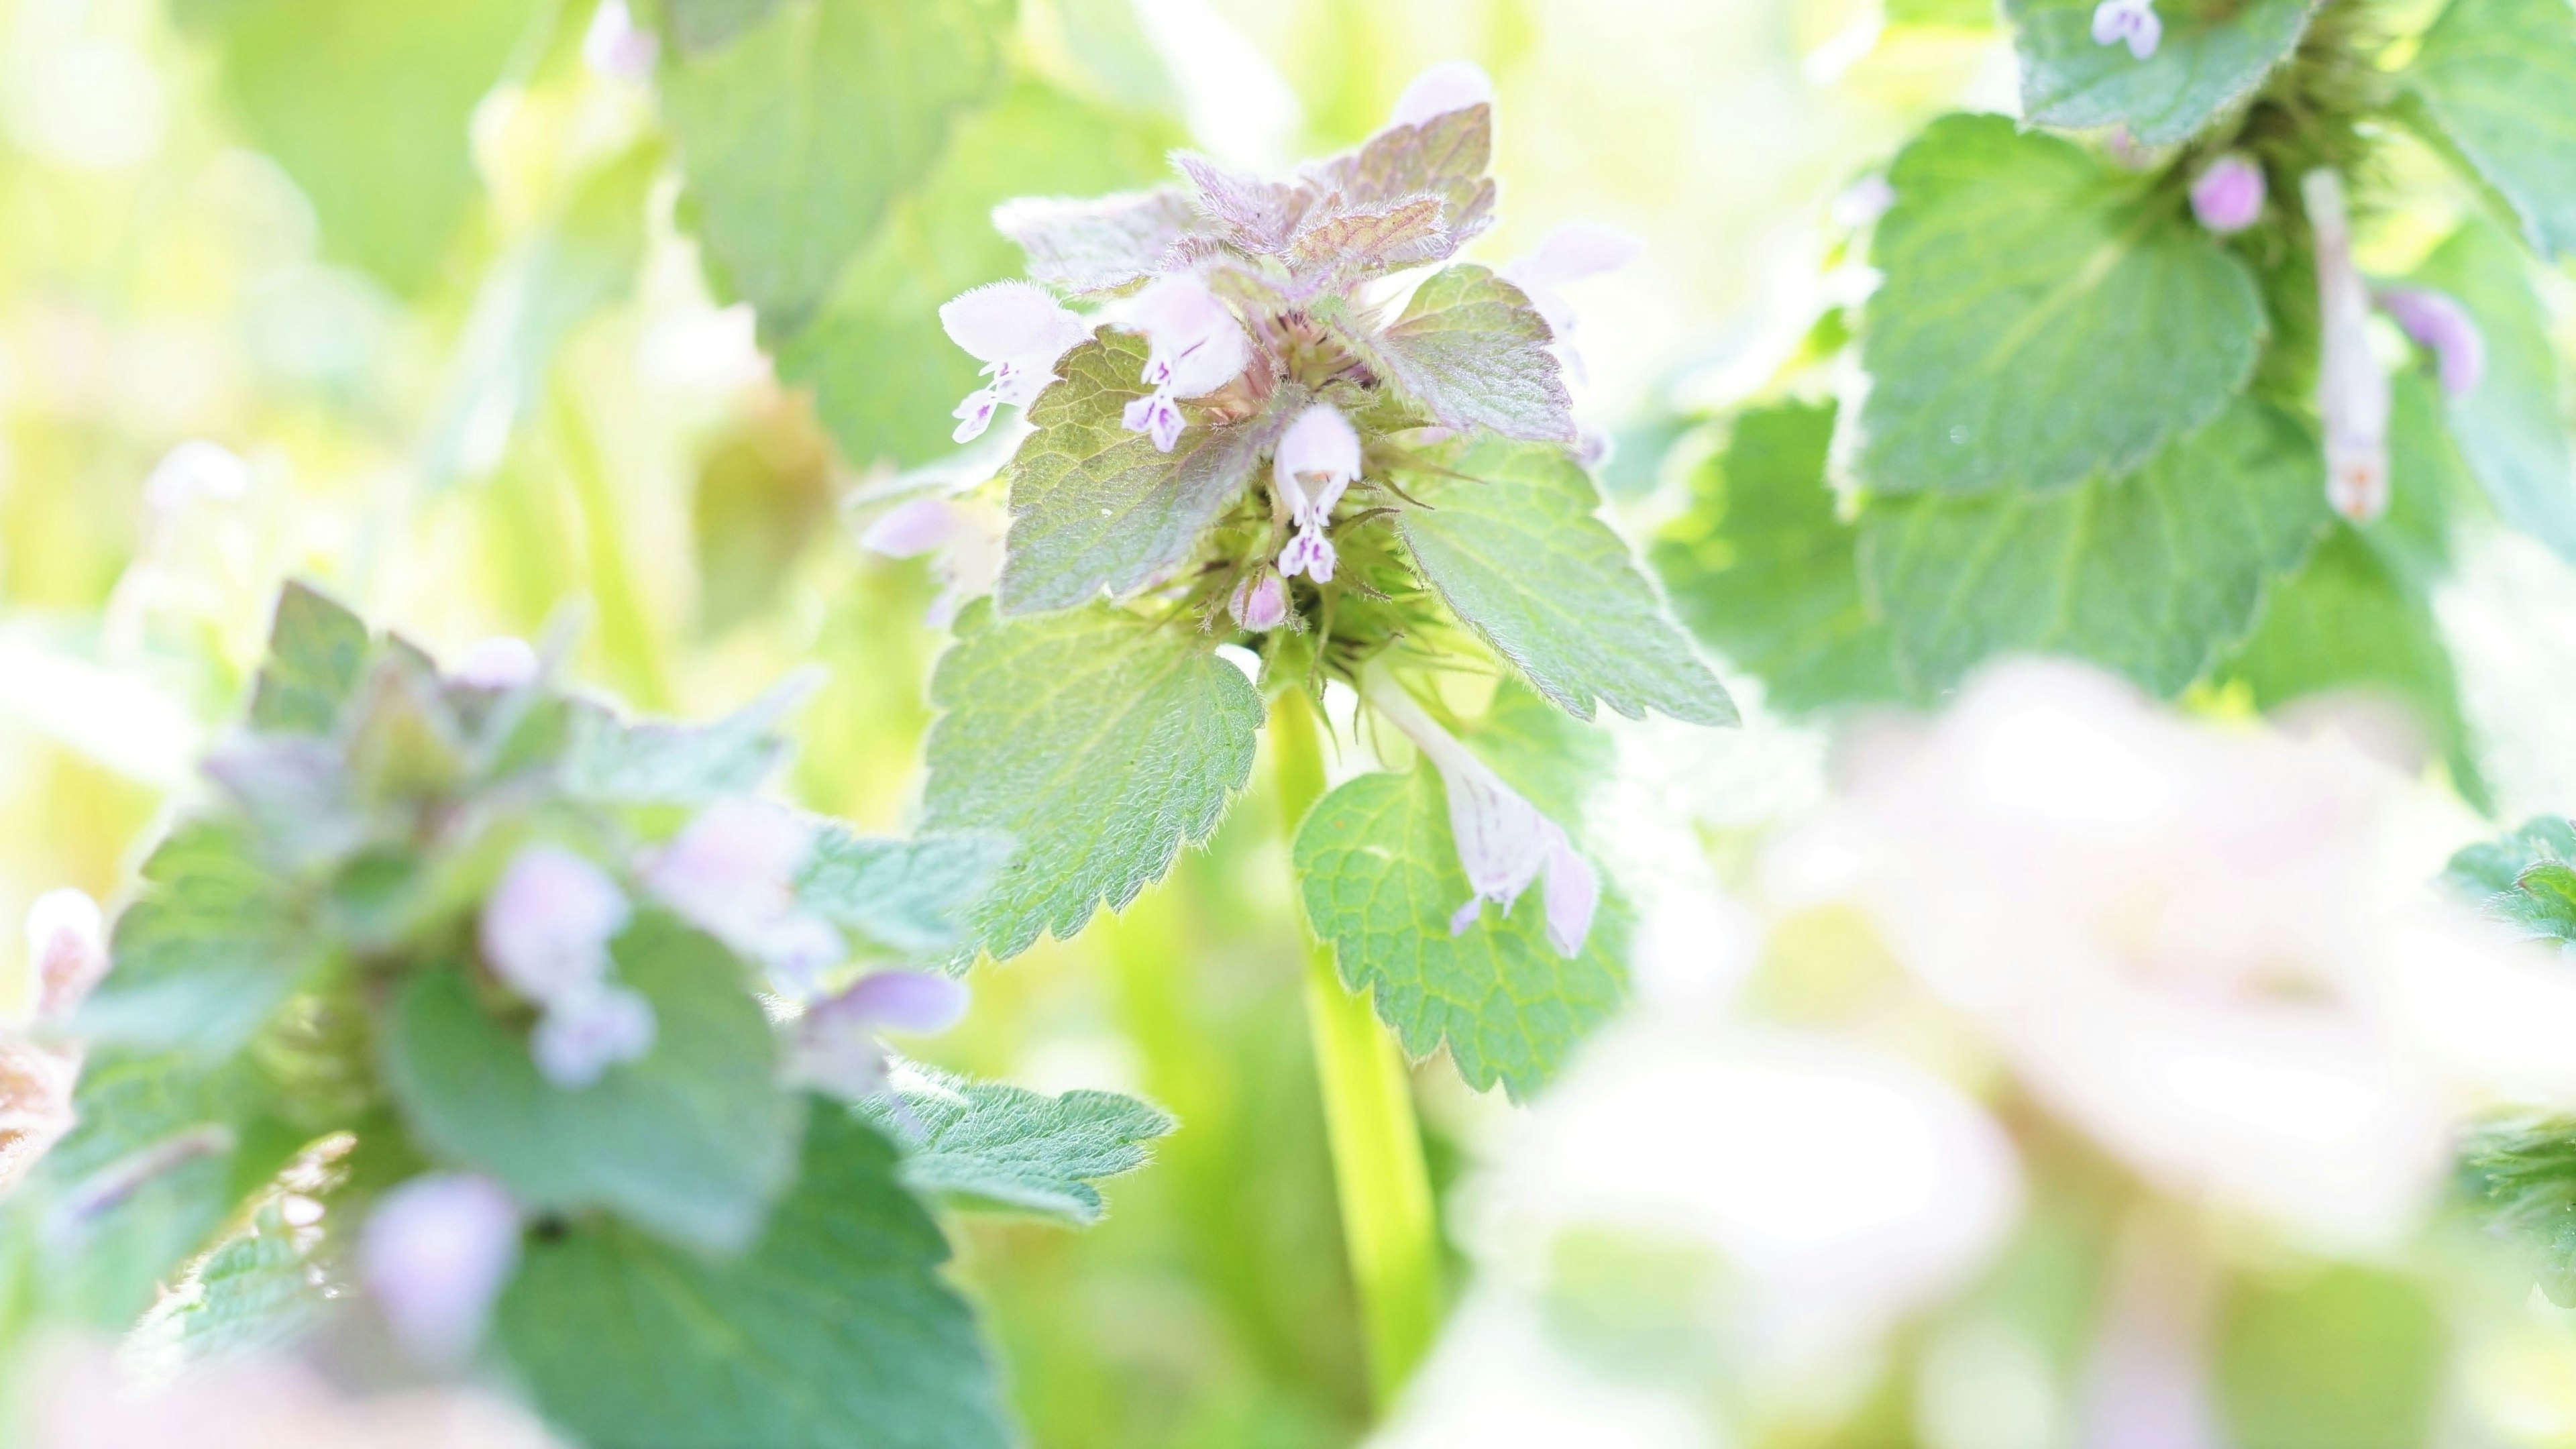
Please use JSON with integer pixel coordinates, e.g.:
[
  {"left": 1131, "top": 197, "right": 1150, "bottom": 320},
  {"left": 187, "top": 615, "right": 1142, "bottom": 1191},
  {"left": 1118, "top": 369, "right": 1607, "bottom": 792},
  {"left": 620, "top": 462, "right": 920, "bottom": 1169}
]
[
  {"left": 480, "top": 846, "right": 629, "bottom": 1006},
  {"left": 938, "top": 280, "right": 1087, "bottom": 367}
]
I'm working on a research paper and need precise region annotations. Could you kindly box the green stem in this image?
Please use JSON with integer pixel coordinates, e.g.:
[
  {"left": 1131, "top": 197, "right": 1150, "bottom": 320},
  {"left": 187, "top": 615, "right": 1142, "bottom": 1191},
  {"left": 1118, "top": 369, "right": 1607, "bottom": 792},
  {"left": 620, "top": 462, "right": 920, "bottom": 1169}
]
[{"left": 1269, "top": 691, "right": 1442, "bottom": 1407}]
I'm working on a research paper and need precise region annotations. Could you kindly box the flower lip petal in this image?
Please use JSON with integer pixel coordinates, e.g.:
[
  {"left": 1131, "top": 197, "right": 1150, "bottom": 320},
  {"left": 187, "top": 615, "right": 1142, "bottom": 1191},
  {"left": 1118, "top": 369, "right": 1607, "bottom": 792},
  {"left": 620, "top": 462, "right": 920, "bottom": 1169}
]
[
  {"left": 1271, "top": 403, "right": 1362, "bottom": 527},
  {"left": 938, "top": 280, "right": 1087, "bottom": 366},
  {"left": 1540, "top": 826, "right": 1601, "bottom": 959}
]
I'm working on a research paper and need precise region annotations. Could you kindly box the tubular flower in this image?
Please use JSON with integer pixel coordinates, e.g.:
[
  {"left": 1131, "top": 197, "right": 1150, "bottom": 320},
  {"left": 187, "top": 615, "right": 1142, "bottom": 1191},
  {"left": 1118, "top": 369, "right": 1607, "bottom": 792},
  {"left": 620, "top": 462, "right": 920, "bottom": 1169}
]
[
  {"left": 2092, "top": 0, "right": 2162, "bottom": 58},
  {"left": 1, "top": 889, "right": 109, "bottom": 1194},
  {"left": 2375, "top": 287, "right": 2487, "bottom": 398},
  {"left": 1365, "top": 672, "right": 1599, "bottom": 957},
  {"left": 2304, "top": 170, "right": 2392, "bottom": 523},
  {"left": 938, "top": 281, "right": 1091, "bottom": 444},
  {"left": 2188, "top": 154, "right": 2265, "bottom": 235},
  {"left": 786, "top": 971, "right": 972, "bottom": 1102},
  {"left": 1117, "top": 274, "right": 1252, "bottom": 452},
  {"left": 478, "top": 845, "right": 653, "bottom": 1087},
  {"left": 1272, "top": 403, "right": 1360, "bottom": 583},
  {"left": 358, "top": 1173, "right": 522, "bottom": 1368},
  {"left": 1500, "top": 223, "right": 1644, "bottom": 385}
]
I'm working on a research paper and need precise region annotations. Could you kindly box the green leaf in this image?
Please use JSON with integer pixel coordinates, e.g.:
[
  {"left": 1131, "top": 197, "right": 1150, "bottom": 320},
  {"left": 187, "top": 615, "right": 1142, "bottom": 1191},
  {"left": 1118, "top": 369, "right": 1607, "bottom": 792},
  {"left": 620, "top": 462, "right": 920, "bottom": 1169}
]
[
  {"left": 2443, "top": 817, "right": 2576, "bottom": 943},
  {"left": 994, "top": 333, "right": 1279, "bottom": 614},
  {"left": 921, "top": 600, "right": 1263, "bottom": 959},
  {"left": 1294, "top": 765, "right": 1628, "bottom": 1100},
  {"left": 2404, "top": 218, "right": 2576, "bottom": 559},
  {"left": 657, "top": 0, "right": 1014, "bottom": 326},
  {"left": 1650, "top": 400, "right": 1904, "bottom": 713},
  {"left": 560, "top": 676, "right": 808, "bottom": 805},
  {"left": 2213, "top": 527, "right": 2489, "bottom": 808},
  {"left": 2006, "top": 0, "right": 2318, "bottom": 145},
  {"left": 2215, "top": 1266, "right": 2445, "bottom": 1449},
  {"left": 380, "top": 913, "right": 802, "bottom": 1252},
  {"left": 1301, "top": 102, "right": 1497, "bottom": 244},
  {"left": 184, "top": 0, "right": 534, "bottom": 292},
  {"left": 1338, "top": 266, "right": 1572, "bottom": 442},
  {"left": 1888, "top": 0, "right": 1995, "bottom": 27},
  {"left": 1856, "top": 114, "right": 2266, "bottom": 496},
  {"left": 75, "top": 820, "right": 322, "bottom": 1062},
  {"left": 496, "top": 1106, "right": 1009, "bottom": 1449},
  {"left": 1858, "top": 396, "right": 2327, "bottom": 698},
  {"left": 1394, "top": 434, "right": 1737, "bottom": 725},
  {"left": 248, "top": 582, "right": 375, "bottom": 737},
  {"left": 777, "top": 84, "right": 1182, "bottom": 469},
  {"left": 860, "top": 1065, "right": 1173, "bottom": 1224},
  {"left": 659, "top": 0, "right": 789, "bottom": 52},
  {"left": 994, "top": 186, "right": 1203, "bottom": 294},
  {"left": 1458, "top": 679, "right": 1615, "bottom": 830},
  {"left": 796, "top": 827, "right": 1014, "bottom": 958},
  {"left": 2403, "top": 0, "right": 2576, "bottom": 260},
  {"left": 2463, "top": 1114, "right": 2576, "bottom": 1306},
  {"left": 142, "top": 1203, "right": 329, "bottom": 1366}
]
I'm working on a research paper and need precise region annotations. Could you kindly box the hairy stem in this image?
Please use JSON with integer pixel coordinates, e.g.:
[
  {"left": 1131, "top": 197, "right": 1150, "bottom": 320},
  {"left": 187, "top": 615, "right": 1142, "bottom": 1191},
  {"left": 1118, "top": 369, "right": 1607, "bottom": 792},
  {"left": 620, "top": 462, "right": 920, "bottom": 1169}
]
[{"left": 1269, "top": 691, "right": 1442, "bottom": 1406}]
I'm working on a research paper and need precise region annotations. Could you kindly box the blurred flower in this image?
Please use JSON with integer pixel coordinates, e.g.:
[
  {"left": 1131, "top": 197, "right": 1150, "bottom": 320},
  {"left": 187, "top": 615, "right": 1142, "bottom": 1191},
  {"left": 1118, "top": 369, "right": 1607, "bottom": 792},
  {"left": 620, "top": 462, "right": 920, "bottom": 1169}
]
[
  {"left": 1831, "top": 174, "right": 1896, "bottom": 229},
  {"left": 1366, "top": 674, "right": 1599, "bottom": 956},
  {"left": 359, "top": 1173, "right": 521, "bottom": 1367},
  {"left": 1501, "top": 223, "right": 1644, "bottom": 385},
  {"left": 2305, "top": 169, "right": 2391, "bottom": 523},
  {"left": 2375, "top": 286, "right": 2486, "bottom": 398},
  {"left": 581, "top": 0, "right": 658, "bottom": 82},
  {"left": 939, "top": 281, "right": 1091, "bottom": 444},
  {"left": 480, "top": 845, "right": 629, "bottom": 1006},
  {"left": 1778, "top": 659, "right": 2576, "bottom": 1244},
  {"left": 857, "top": 494, "right": 1009, "bottom": 630},
  {"left": 529, "top": 981, "right": 656, "bottom": 1088},
  {"left": 1388, "top": 60, "right": 1495, "bottom": 128},
  {"left": 140, "top": 440, "right": 252, "bottom": 515},
  {"left": 23, "top": 1341, "right": 564, "bottom": 1449},
  {"left": 1272, "top": 403, "right": 1359, "bottom": 582},
  {"left": 1116, "top": 274, "right": 1250, "bottom": 451},
  {"left": 2078, "top": 1218, "right": 2221, "bottom": 1449},
  {"left": 1228, "top": 568, "right": 1289, "bottom": 631},
  {"left": 643, "top": 799, "right": 847, "bottom": 992},
  {"left": 2188, "top": 154, "right": 2264, "bottom": 235},
  {"left": 2092, "top": 0, "right": 2162, "bottom": 59},
  {"left": 23, "top": 888, "right": 107, "bottom": 1019},
  {"left": 450, "top": 637, "right": 539, "bottom": 691},
  {"left": 1, "top": 889, "right": 109, "bottom": 1195},
  {"left": 786, "top": 971, "right": 971, "bottom": 1101}
]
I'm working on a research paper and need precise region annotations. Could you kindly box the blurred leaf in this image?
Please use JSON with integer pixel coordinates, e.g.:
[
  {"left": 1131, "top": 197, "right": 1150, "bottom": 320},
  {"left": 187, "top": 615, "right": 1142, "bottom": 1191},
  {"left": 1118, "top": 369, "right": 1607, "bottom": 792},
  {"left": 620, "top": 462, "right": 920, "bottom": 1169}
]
[
  {"left": 796, "top": 826, "right": 1014, "bottom": 959},
  {"left": 1859, "top": 396, "right": 2327, "bottom": 698},
  {"left": 1395, "top": 434, "right": 1737, "bottom": 725},
  {"left": 2402, "top": 0, "right": 2576, "bottom": 260},
  {"left": 2213, "top": 527, "right": 2488, "bottom": 808},
  {"left": 1856, "top": 114, "right": 2265, "bottom": 496},
  {"left": 2463, "top": 1114, "right": 2576, "bottom": 1305},
  {"left": 994, "top": 334, "right": 1280, "bottom": 615},
  {"left": 497, "top": 1106, "right": 1008, "bottom": 1449},
  {"left": 659, "top": 0, "right": 789, "bottom": 52},
  {"left": 2443, "top": 816, "right": 2576, "bottom": 943},
  {"left": 1886, "top": 0, "right": 1996, "bottom": 26},
  {"left": 1294, "top": 765, "right": 1628, "bottom": 1101},
  {"left": 1337, "top": 266, "right": 1572, "bottom": 443},
  {"left": 76, "top": 820, "right": 323, "bottom": 1061},
  {"left": 861, "top": 1065, "right": 1174, "bottom": 1224},
  {"left": 690, "top": 414, "right": 834, "bottom": 635},
  {"left": 2351, "top": 372, "right": 2473, "bottom": 593},
  {"left": 248, "top": 582, "right": 376, "bottom": 737},
  {"left": 657, "top": 0, "right": 1015, "bottom": 327},
  {"left": 2215, "top": 1265, "right": 2444, "bottom": 1448},
  {"left": 2404, "top": 217, "right": 2576, "bottom": 559},
  {"left": 150, "top": 1203, "right": 327, "bottom": 1365},
  {"left": 560, "top": 676, "right": 809, "bottom": 806},
  {"left": 921, "top": 600, "right": 1263, "bottom": 959},
  {"left": 380, "top": 915, "right": 803, "bottom": 1252},
  {"left": 182, "top": 0, "right": 536, "bottom": 292},
  {"left": 778, "top": 83, "right": 1183, "bottom": 469},
  {"left": 1650, "top": 400, "right": 1904, "bottom": 714},
  {"left": 2006, "top": 0, "right": 2318, "bottom": 145}
]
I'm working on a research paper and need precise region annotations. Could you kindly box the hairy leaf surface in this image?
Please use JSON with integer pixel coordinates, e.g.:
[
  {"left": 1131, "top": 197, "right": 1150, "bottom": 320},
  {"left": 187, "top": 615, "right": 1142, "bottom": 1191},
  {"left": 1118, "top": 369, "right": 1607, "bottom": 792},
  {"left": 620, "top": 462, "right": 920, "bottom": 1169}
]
[
  {"left": 2404, "top": 0, "right": 2576, "bottom": 260},
  {"left": 862, "top": 1065, "right": 1173, "bottom": 1224},
  {"left": 2008, "top": 0, "right": 2318, "bottom": 144}
]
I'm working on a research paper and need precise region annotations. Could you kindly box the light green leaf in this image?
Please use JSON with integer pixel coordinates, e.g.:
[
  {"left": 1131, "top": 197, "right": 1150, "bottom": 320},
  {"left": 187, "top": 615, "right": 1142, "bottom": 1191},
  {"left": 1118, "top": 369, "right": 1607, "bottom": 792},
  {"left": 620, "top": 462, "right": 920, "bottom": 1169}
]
[
  {"left": 1856, "top": 114, "right": 2266, "bottom": 496},
  {"left": 1888, "top": 0, "right": 1994, "bottom": 27},
  {"left": 380, "top": 913, "right": 802, "bottom": 1252},
  {"left": 2006, "top": 0, "right": 2318, "bottom": 145},
  {"left": 143, "top": 1203, "right": 329, "bottom": 1366},
  {"left": 994, "top": 333, "right": 1278, "bottom": 614},
  {"left": 659, "top": 0, "right": 789, "bottom": 53},
  {"left": 1858, "top": 396, "right": 2327, "bottom": 698},
  {"left": 2465, "top": 1116, "right": 2576, "bottom": 1306},
  {"left": 777, "top": 85, "right": 1182, "bottom": 469},
  {"left": 861, "top": 1065, "right": 1173, "bottom": 1224},
  {"left": 1342, "top": 266, "right": 1572, "bottom": 442},
  {"left": 1651, "top": 400, "right": 1904, "bottom": 713},
  {"left": 921, "top": 600, "right": 1263, "bottom": 959},
  {"left": 1394, "top": 434, "right": 1737, "bottom": 725},
  {"left": 797, "top": 827, "right": 1014, "bottom": 958},
  {"left": 496, "top": 1106, "right": 1008, "bottom": 1449},
  {"left": 181, "top": 0, "right": 533, "bottom": 293},
  {"left": 1295, "top": 765, "right": 1627, "bottom": 1100},
  {"left": 76, "top": 820, "right": 323, "bottom": 1062},
  {"left": 658, "top": 0, "right": 1014, "bottom": 326},
  {"left": 2444, "top": 816, "right": 2576, "bottom": 945},
  {"left": 560, "top": 675, "right": 809, "bottom": 805},
  {"left": 248, "top": 582, "right": 374, "bottom": 737},
  {"left": 2405, "top": 218, "right": 2576, "bottom": 558},
  {"left": 2404, "top": 0, "right": 2576, "bottom": 260}
]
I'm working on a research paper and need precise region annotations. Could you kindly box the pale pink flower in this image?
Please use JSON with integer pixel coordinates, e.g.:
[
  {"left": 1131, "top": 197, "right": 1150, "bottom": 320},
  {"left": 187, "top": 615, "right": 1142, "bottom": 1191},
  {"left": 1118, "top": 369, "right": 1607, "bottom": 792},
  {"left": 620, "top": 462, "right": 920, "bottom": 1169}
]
[
  {"left": 581, "top": 0, "right": 658, "bottom": 82},
  {"left": 1228, "top": 568, "right": 1288, "bottom": 631},
  {"left": 1271, "top": 403, "right": 1359, "bottom": 583},
  {"left": 1388, "top": 60, "right": 1495, "bottom": 128},
  {"left": 23, "top": 887, "right": 106, "bottom": 1018},
  {"left": 479, "top": 846, "right": 629, "bottom": 1006},
  {"left": 1500, "top": 223, "right": 1642, "bottom": 384},
  {"left": 939, "top": 281, "right": 1091, "bottom": 443},
  {"left": 450, "top": 637, "right": 539, "bottom": 691},
  {"left": 642, "top": 798, "right": 852, "bottom": 991},
  {"left": 358, "top": 1173, "right": 521, "bottom": 1367},
  {"left": 1115, "top": 274, "right": 1250, "bottom": 452},
  {"left": 529, "top": 980, "right": 655, "bottom": 1088},
  {"left": 2092, "top": 0, "right": 2161, "bottom": 59},
  {"left": 141, "top": 440, "right": 251, "bottom": 516},
  {"left": 25, "top": 1342, "right": 566, "bottom": 1449},
  {"left": 1365, "top": 672, "right": 1599, "bottom": 957},
  {"left": 2375, "top": 286, "right": 2487, "bottom": 398},
  {"left": 2305, "top": 170, "right": 2390, "bottom": 523},
  {"left": 2188, "top": 154, "right": 2264, "bottom": 235},
  {"left": 1831, "top": 174, "right": 1896, "bottom": 229},
  {"left": 857, "top": 493, "right": 1008, "bottom": 629},
  {"left": 786, "top": 971, "right": 971, "bottom": 1101}
]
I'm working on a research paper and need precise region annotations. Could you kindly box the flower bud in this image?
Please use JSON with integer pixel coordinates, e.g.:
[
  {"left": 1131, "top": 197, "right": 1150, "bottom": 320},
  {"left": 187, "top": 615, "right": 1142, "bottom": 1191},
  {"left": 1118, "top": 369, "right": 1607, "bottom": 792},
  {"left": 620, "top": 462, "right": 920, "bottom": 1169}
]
[
  {"left": 451, "top": 637, "right": 540, "bottom": 690},
  {"left": 359, "top": 1173, "right": 521, "bottom": 1367},
  {"left": 2189, "top": 154, "right": 2265, "bottom": 235},
  {"left": 22, "top": 888, "right": 105, "bottom": 1019},
  {"left": 1229, "top": 569, "right": 1289, "bottom": 631},
  {"left": 2375, "top": 287, "right": 2487, "bottom": 398}
]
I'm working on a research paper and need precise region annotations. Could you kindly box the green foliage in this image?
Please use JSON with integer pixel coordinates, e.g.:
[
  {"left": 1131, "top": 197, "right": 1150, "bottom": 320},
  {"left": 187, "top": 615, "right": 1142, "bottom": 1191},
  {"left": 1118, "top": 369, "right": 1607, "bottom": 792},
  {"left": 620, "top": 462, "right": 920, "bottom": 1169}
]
[
  {"left": 248, "top": 582, "right": 379, "bottom": 735},
  {"left": 2404, "top": 218, "right": 2576, "bottom": 559},
  {"left": 1395, "top": 435, "right": 1736, "bottom": 725},
  {"left": 1650, "top": 400, "right": 1901, "bottom": 713},
  {"left": 1856, "top": 115, "right": 2265, "bottom": 497},
  {"left": 798, "top": 826, "right": 1014, "bottom": 959},
  {"left": 1338, "top": 266, "right": 1573, "bottom": 443},
  {"left": 2443, "top": 816, "right": 2576, "bottom": 944},
  {"left": 75, "top": 820, "right": 324, "bottom": 1061},
  {"left": 1294, "top": 765, "right": 1627, "bottom": 1100},
  {"left": 657, "top": 0, "right": 1016, "bottom": 327},
  {"left": 2214, "top": 1266, "right": 2445, "bottom": 1449},
  {"left": 863, "top": 1065, "right": 1174, "bottom": 1224},
  {"left": 1860, "top": 396, "right": 2327, "bottom": 698},
  {"left": 561, "top": 676, "right": 810, "bottom": 804},
  {"left": 176, "top": 0, "right": 535, "bottom": 292},
  {"left": 2402, "top": 0, "right": 2576, "bottom": 260},
  {"left": 2463, "top": 1115, "right": 2576, "bottom": 1305},
  {"left": 380, "top": 918, "right": 804, "bottom": 1252},
  {"left": 921, "top": 600, "right": 1264, "bottom": 959},
  {"left": 149, "top": 1203, "right": 329, "bottom": 1365},
  {"left": 497, "top": 1106, "right": 1011, "bottom": 1449},
  {"left": 996, "top": 334, "right": 1278, "bottom": 614},
  {"left": 2006, "top": 0, "right": 2319, "bottom": 145}
]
